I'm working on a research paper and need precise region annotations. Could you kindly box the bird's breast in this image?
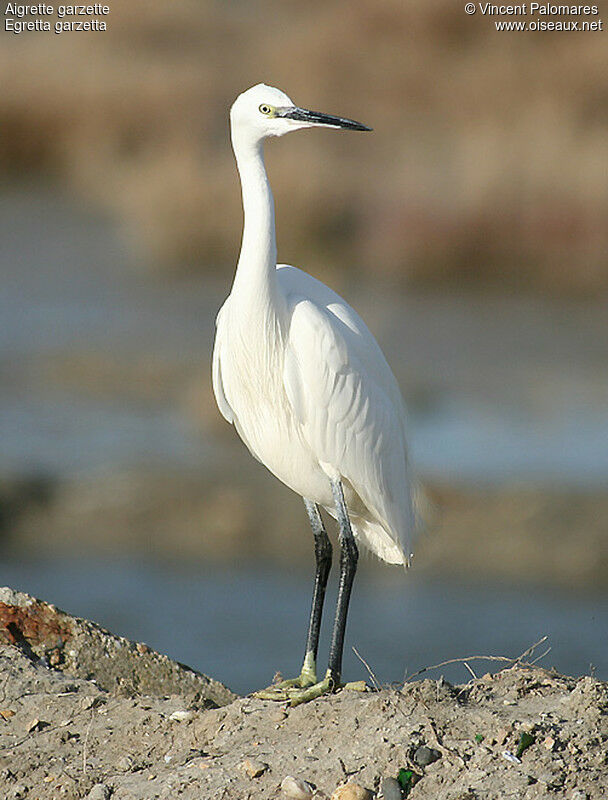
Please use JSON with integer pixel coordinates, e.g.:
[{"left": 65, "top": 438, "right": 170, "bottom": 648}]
[{"left": 216, "top": 310, "right": 331, "bottom": 505}]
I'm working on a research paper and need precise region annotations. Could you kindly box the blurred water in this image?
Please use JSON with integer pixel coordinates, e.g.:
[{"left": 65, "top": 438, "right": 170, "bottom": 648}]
[
  {"left": 1, "top": 184, "right": 608, "bottom": 485},
  {"left": 1, "top": 557, "right": 606, "bottom": 695},
  {"left": 2, "top": 186, "right": 607, "bottom": 696}
]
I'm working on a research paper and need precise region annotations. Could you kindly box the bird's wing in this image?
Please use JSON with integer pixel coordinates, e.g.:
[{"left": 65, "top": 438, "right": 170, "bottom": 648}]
[
  {"left": 212, "top": 301, "right": 234, "bottom": 424},
  {"left": 278, "top": 266, "right": 415, "bottom": 561}
]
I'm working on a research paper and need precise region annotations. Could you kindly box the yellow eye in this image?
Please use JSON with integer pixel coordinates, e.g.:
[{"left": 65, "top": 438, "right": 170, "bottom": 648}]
[{"left": 259, "top": 104, "right": 273, "bottom": 116}]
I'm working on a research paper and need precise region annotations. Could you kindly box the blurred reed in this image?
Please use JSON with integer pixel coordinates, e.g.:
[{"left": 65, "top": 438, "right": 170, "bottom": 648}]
[{"left": 0, "top": 0, "right": 606, "bottom": 292}]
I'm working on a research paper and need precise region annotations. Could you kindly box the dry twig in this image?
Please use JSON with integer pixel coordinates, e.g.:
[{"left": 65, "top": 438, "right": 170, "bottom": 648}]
[
  {"left": 352, "top": 646, "right": 381, "bottom": 692},
  {"left": 82, "top": 708, "right": 94, "bottom": 775},
  {"left": 405, "top": 635, "right": 551, "bottom": 682}
]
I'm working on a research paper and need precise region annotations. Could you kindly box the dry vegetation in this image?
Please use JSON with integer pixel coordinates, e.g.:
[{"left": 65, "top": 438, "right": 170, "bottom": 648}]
[{"left": 1, "top": 0, "right": 607, "bottom": 293}]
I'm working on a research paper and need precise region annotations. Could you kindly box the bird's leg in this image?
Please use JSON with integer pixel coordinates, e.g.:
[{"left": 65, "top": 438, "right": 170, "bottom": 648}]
[
  {"left": 279, "top": 480, "right": 360, "bottom": 707},
  {"left": 301, "top": 499, "right": 333, "bottom": 682},
  {"left": 326, "top": 479, "right": 358, "bottom": 686},
  {"left": 255, "top": 500, "right": 332, "bottom": 699}
]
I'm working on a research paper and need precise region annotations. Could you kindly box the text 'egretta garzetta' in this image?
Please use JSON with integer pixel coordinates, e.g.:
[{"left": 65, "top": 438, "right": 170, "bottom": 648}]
[{"left": 212, "top": 84, "right": 416, "bottom": 705}]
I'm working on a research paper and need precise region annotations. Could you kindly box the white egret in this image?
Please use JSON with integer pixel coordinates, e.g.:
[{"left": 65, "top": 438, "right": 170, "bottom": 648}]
[{"left": 212, "top": 84, "right": 416, "bottom": 704}]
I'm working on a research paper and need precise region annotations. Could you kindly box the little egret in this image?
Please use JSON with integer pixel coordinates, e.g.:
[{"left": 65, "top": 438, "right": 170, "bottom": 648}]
[{"left": 212, "top": 84, "right": 416, "bottom": 704}]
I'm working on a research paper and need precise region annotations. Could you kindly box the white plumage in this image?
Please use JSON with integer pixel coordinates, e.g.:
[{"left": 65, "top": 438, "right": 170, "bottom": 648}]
[
  {"left": 214, "top": 263, "right": 415, "bottom": 565},
  {"left": 212, "top": 84, "right": 417, "bottom": 700}
]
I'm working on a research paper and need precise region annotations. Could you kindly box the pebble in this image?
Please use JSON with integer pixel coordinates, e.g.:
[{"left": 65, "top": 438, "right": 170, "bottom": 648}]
[
  {"left": 27, "top": 717, "right": 48, "bottom": 733},
  {"left": 169, "top": 709, "right": 194, "bottom": 722},
  {"left": 379, "top": 777, "right": 403, "bottom": 800},
  {"left": 241, "top": 758, "right": 268, "bottom": 778},
  {"left": 414, "top": 745, "right": 441, "bottom": 766},
  {"left": 494, "top": 727, "right": 510, "bottom": 745},
  {"left": 331, "top": 782, "right": 374, "bottom": 800},
  {"left": 86, "top": 785, "right": 111, "bottom": 800},
  {"left": 117, "top": 755, "right": 134, "bottom": 771},
  {"left": 281, "top": 775, "right": 315, "bottom": 799}
]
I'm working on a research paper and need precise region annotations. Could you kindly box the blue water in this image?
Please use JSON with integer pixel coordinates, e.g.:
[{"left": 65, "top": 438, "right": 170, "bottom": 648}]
[
  {"left": 1, "top": 185, "right": 608, "bottom": 486},
  {"left": 1, "top": 558, "right": 606, "bottom": 695}
]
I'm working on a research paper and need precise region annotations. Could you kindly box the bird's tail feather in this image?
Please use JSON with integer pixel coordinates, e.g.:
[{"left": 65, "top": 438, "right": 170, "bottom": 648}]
[
  {"left": 352, "top": 480, "right": 429, "bottom": 568},
  {"left": 352, "top": 518, "right": 411, "bottom": 567}
]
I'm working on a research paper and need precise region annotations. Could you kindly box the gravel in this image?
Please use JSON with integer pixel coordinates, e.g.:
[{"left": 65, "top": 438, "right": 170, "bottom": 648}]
[{"left": 0, "top": 588, "right": 606, "bottom": 799}]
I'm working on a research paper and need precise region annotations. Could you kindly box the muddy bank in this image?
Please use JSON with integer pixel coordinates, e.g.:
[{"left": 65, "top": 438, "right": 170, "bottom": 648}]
[
  {"left": 2, "top": 473, "right": 607, "bottom": 591},
  {"left": 0, "top": 588, "right": 606, "bottom": 799}
]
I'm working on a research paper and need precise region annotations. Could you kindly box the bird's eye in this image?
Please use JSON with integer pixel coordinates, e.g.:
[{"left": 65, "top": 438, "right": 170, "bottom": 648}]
[{"left": 259, "top": 104, "right": 273, "bottom": 116}]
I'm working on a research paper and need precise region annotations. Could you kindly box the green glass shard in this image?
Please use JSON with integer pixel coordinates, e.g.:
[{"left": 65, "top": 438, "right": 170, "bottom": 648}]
[
  {"left": 516, "top": 731, "right": 535, "bottom": 758},
  {"left": 397, "top": 768, "right": 414, "bottom": 792}
]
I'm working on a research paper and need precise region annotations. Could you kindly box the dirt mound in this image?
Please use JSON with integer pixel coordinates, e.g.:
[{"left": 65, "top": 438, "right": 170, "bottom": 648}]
[
  {"left": 0, "top": 587, "right": 235, "bottom": 708},
  {"left": 0, "top": 588, "right": 606, "bottom": 799}
]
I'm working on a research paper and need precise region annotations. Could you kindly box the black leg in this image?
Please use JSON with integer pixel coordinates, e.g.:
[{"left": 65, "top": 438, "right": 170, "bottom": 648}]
[
  {"left": 327, "top": 479, "right": 358, "bottom": 687},
  {"left": 303, "top": 499, "right": 333, "bottom": 665},
  {"left": 254, "top": 483, "right": 360, "bottom": 705}
]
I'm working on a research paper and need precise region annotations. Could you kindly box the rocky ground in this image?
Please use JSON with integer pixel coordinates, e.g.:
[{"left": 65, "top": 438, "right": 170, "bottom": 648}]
[{"left": 0, "top": 589, "right": 606, "bottom": 800}]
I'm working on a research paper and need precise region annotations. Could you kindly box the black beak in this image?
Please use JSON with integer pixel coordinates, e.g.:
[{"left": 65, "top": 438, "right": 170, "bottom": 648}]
[{"left": 278, "top": 106, "right": 372, "bottom": 131}]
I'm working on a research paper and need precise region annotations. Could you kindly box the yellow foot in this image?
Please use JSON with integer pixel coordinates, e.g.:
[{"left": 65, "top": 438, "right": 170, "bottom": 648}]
[
  {"left": 254, "top": 652, "right": 318, "bottom": 701},
  {"left": 255, "top": 672, "right": 334, "bottom": 705},
  {"left": 285, "top": 673, "right": 334, "bottom": 706},
  {"left": 286, "top": 677, "right": 368, "bottom": 706},
  {"left": 255, "top": 670, "right": 368, "bottom": 706},
  {"left": 254, "top": 673, "right": 315, "bottom": 700}
]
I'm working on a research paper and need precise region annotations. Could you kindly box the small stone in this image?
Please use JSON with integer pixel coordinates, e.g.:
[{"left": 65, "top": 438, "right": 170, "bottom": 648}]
[
  {"left": 241, "top": 758, "right": 268, "bottom": 778},
  {"left": 495, "top": 727, "right": 510, "bottom": 745},
  {"left": 117, "top": 755, "right": 134, "bottom": 771},
  {"left": 380, "top": 777, "right": 403, "bottom": 800},
  {"left": 414, "top": 745, "right": 441, "bottom": 766},
  {"left": 86, "top": 785, "right": 111, "bottom": 800},
  {"left": 281, "top": 775, "right": 315, "bottom": 799},
  {"left": 331, "top": 782, "right": 374, "bottom": 800},
  {"left": 169, "top": 709, "right": 194, "bottom": 722},
  {"left": 136, "top": 642, "right": 150, "bottom": 654},
  {"left": 542, "top": 735, "right": 555, "bottom": 751},
  {"left": 27, "top": 718, "right": 49, "bottom": 733},
  {"left": 270, "top": 708, "right": 288, "bottom": 723}
]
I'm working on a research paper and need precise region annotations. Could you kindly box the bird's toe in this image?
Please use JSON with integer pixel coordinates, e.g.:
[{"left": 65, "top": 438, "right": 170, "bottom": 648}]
[{"left": 253, "top": 671, "right": 316, "bottom": 701}]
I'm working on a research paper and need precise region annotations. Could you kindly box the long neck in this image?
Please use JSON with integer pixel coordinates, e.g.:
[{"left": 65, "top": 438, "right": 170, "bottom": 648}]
[{"left": 231, "top": 133, "right": 277, "bottom": 304}]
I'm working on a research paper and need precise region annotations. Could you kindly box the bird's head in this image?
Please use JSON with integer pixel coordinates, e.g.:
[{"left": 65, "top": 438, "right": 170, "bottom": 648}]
[{"left": 230, "top": 83, "right": 371, "bottom": 147}]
